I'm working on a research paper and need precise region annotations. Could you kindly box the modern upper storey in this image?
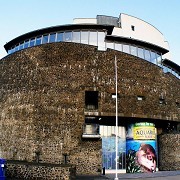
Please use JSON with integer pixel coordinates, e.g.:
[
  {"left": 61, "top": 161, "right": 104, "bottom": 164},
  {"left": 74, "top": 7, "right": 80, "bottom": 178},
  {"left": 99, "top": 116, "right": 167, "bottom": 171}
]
[{"left": 4, "top": 13, "right": 180, "bottom": 78}]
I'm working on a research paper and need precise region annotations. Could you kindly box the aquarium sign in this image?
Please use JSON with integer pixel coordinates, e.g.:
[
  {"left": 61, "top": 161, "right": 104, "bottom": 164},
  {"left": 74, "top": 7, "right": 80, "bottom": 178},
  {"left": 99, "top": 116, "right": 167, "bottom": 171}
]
[{"left": 133, "top": 122, "right": 156, "bottom": 140}]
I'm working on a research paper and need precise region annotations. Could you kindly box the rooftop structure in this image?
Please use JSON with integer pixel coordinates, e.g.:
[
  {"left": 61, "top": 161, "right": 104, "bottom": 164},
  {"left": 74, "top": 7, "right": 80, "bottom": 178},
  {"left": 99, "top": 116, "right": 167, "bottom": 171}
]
[{"left": 4, "top": 13, "right": 180, "bottom": 78}]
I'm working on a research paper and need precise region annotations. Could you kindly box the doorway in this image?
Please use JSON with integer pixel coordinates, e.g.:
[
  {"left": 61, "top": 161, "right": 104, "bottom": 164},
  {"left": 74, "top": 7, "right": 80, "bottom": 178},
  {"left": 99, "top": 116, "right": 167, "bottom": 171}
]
[{"left": 100, "top": 125, "right": 126, "bottom": 172}]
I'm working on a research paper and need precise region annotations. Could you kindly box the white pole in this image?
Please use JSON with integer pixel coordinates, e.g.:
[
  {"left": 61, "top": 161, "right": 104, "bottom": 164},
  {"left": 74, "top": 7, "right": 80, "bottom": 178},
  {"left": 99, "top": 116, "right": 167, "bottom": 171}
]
[{"left": 114, "top": 55, "right": 119, "bottom": 180}]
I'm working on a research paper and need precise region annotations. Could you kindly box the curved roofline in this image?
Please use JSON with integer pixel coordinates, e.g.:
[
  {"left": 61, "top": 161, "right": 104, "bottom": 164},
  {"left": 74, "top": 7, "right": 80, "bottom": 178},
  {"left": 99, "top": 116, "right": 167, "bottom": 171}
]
[
  {"left": 105, "top": 35, "right": 169, "bottom": 55},
  {"left": 4, "top": 24, "right": 114, "bottom": 51}
]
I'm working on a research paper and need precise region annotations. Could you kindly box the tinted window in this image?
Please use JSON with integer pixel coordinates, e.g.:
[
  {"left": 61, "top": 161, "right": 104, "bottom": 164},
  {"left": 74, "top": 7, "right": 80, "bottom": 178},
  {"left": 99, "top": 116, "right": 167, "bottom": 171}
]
[
  {"left": 30, "top": 38, "right": 35, "bottom": 47},
  {"left": 49, "top": 33, "right": 56, "bottom": 43},
  {"left": 15, "top": 45, "right": 19, "bottom": 51},
  {"left": 57, "top": 32, "right": 64, "bottom": 42},
  {"left": 42, "top": 35, "right": 49, "bottom": 44},
  {"left": 8, "top": 49, "right": 11, "bottom": 54},
  {"left": 36, "top": 36, "right": 42, "bottom": 45},
  {"left": 19, "top": 43, "right": 24, "bottom": 50},
  {"left": 11, "top": 47, "right": 15, "bottom": 53},
  {"left": 24, "top": 40, "right": 29, "bottom": 49}
]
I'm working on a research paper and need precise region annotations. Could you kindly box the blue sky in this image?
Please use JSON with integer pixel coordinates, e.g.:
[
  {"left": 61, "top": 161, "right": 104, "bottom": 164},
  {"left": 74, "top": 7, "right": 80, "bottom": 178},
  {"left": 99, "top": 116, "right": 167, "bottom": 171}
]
[{"left": 0, "top": 0, "right": 180, "bottom": 65}]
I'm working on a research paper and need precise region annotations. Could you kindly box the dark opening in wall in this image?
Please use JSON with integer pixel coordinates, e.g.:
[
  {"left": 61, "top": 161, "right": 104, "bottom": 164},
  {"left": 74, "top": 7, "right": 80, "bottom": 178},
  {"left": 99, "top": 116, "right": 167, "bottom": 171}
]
[
  {"left": 175, "top": 102, "right": 180, "bottom": 109},
  {"left": 111, "top": 93, "right": 120, "bottom": 99},
  {"left": 131, "top": 25, "right": 135, "bottom": 31},
  {"left": 137, "top": 95, "right": 145, "bottom": 101},
  {"left": 159, "top": 96, "right": 166, "bottom": 105},
  {"left": 85, "top": 91, "right": 98, "bottom": 110}
]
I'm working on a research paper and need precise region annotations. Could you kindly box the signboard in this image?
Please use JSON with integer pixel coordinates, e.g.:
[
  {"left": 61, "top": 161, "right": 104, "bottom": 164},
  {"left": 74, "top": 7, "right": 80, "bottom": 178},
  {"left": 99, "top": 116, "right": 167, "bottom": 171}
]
[
  {"left": 133, "top": 122, "right": 156, "bottom": 140},
  {"left": 126, "top": 122, "right": 157, "bottom": 173}
]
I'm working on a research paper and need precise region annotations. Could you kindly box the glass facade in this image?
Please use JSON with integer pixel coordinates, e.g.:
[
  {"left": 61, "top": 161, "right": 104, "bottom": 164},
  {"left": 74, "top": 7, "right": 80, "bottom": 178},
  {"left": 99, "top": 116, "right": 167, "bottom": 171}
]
[{"left": 7, "top": 29, "right": 179, "bottom": 79}]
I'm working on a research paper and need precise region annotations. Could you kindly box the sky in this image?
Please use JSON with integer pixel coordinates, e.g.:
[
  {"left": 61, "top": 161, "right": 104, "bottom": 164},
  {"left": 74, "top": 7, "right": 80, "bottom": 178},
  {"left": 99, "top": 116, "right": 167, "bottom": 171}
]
[{"left": 0, "top": 0, "right": 180, "bottom": 65}]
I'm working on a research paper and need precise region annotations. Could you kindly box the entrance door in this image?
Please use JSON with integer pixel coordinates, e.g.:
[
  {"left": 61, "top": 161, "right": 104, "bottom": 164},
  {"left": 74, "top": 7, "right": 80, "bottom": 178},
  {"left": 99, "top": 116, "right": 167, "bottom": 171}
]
[{"left": 100, "top": 126, "right": 126, "bottom": 171}]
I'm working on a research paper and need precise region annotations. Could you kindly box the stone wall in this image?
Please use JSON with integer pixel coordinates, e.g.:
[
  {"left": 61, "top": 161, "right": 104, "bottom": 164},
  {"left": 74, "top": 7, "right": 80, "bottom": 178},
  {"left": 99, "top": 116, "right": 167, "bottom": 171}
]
[
  {"left": 158, "top": 133, "right": 180, "bottom": 170},
  {"left": 0, "top": 42, "right": 179, "bottom": 177},
  {"left": 5, "top": 160, "right": 76, "bottom": 180}
]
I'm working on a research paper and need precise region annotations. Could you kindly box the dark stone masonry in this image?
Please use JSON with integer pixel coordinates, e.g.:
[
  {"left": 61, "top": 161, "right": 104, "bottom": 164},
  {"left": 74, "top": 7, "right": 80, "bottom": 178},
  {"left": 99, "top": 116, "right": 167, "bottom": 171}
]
[
  {"left": 6, "top": 160, "right": 76, "bottom": 180},
  {"left": 158, "top": 133, "right": 180, "bottom": 171},
  {"left": 0, "top": 42, "right": 179, "bottom": 179}
]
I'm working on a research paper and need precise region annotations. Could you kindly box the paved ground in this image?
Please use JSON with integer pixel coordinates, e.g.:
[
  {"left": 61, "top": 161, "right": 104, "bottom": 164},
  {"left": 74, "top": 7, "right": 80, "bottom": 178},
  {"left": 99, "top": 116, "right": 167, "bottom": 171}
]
[{"left": 76, "top": 171, "right": 180, "bottom": 180}]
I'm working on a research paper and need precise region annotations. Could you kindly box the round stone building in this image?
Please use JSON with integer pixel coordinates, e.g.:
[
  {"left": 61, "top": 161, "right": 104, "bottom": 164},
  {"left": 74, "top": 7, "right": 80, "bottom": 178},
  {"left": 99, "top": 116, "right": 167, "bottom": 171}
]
[{"left": 0, "top": 13, "right": 180, "bottom": 179}]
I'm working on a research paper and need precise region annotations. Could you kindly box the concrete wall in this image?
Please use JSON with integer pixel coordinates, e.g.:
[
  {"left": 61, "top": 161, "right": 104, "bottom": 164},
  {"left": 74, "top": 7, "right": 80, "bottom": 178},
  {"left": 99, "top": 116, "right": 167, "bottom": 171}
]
[{"left": 118, "top": 13, "right": 169, "bottom": 50}]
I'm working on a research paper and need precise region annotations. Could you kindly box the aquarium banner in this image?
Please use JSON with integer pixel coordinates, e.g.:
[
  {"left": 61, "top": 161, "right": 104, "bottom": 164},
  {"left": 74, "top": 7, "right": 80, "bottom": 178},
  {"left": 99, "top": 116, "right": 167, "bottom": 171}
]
[
  {"left": 133, "top": 122, "right": 156, "bottom": 140},
  {"left": 126, "top": 122, "right": 157, "bottom": 173}
]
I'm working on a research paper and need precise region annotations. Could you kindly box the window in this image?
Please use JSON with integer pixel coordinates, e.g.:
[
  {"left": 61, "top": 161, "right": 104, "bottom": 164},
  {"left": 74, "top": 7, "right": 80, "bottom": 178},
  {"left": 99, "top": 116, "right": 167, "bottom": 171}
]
[
  {"left": 64, "top": 32, "right": 72, "bottom": 42},
  {"left": 15, "top": 45, "right": 19, "bottom": 51},
  {"left": 157, "top": 54, "right": 162, "bottom": 65},
  {"left": 115, "top": 43, "right": 122, "bottom": 51},
  {"left": 35, "top": 36, "right": 42, "bottom": 45},
  {"left": 8, "top": 49, "right": 11, "bottom": 54},
  {"left": 49, "top": 33, "right": 56, "bottom": 43},
  {"left": 137, "top": 47, "right": 144, "bottom": 59},
  {"left": 150, "top": 51, "right": 157, "bottom": 64},
  {"left": 89, "top": 31, "right": 97, "bottom": 46},
  {"left": 98, "top": 31, "right": 106, "bottom": 51},
  {"left": 163, "top": 66, "right": 169, "bottom": 73},
  {"left": 159, "top": 97, "right": 166, "bottom": 105},
  {"left": 123, "top": 44, "right": 130, "bottom": 54},
  {"left": 24, "top": 40, "right": 29, "bottom": 49},
  {"left": 131, "top": 25, "right": 135, "bottom": 31},
  {"left": 130, "top": 45, "right": 137, "bottom": 56},
  {"left": 85, "top": 91, "right": 98, "bottom": 110},
  {"left": 72, "top": 31, "right": 80, "bottom": 43},
  {"left": 57, "top": 32, "right": 64, "bottom": 42},
  {"left": 11, "top": 46, "right": 15, "bottom": 53},
  {"left": 137, "top": 96, "right": 145, "bottom": 101},
  {"left": 106, "top": 42, "right": 114, "bottom": 49},
  {"left": 19, "top": 43, "right": 24, "bottom": 50},
  {"left": 81, "top": 31, "right": 89, "bottom": 44},
  {"left": 175, "top": 102, "right": 180, "bottom": 109},
  {"left": 42, "top": 35, "right": 49, "bottom": 44},
  {"left": 30, "top": 38, "right": 35, "bottom": 47},
  {"left": 111, "top": 93, "right": 120, "bottom": 99},
  {"left": 144, "top": 49, "right": 151, "bottom": 61}
]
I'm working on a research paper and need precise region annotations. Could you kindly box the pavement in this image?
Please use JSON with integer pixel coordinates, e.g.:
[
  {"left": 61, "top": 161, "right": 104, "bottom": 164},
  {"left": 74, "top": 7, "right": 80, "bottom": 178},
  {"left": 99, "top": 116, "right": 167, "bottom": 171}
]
[{"left": 76, "top": 171, "right": 180, "bottom": 180}]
